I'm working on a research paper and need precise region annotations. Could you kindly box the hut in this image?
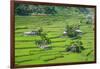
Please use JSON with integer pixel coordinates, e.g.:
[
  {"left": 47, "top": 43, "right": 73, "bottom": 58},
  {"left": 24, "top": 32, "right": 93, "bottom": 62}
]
[
  {"left": 75, "top": 29, "right": 82, "bottom": 35},
  {"left": 63, "top": 31, "right": 67, "bottom": 36},
  {"left": 24, "top": 31, "right": 39, "bottom": 36}
]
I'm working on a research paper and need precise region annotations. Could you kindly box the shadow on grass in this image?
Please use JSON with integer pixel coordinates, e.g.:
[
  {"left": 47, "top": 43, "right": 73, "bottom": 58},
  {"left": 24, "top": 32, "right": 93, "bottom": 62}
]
[
  {"left": 16, "top": 40, "right": 35, "bottom": 42},
  {"left": 15, "top": 27, "right": 28, "bottom": 30},
  {"left": 15, "top": 47, "right": 38, "bottom": 49},
  {"left": 52, "top": 40, "right": 66, "bottom": 43}
]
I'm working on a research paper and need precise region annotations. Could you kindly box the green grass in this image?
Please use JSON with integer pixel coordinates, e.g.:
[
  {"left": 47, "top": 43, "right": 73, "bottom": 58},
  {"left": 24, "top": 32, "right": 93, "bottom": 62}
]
[{"left": 15, "top": 15, "right": 95, "bottom": 65}]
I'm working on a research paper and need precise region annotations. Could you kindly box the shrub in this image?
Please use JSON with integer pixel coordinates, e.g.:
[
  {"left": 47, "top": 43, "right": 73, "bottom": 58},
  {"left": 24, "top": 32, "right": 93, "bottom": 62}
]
[{"left": 66, "top": 40, "right": 85, "bottom": 53}]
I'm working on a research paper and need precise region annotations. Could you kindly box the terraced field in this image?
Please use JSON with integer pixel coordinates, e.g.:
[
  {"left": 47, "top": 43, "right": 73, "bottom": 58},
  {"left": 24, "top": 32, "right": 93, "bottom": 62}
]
[{"left": 15, "top": 15, "right": 95, "bottom": 66}]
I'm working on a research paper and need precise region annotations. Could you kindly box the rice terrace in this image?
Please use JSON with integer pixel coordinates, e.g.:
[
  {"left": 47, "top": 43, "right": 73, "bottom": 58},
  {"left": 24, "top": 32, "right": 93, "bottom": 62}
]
[{"left": 14, "top": 3, "right": 96, "bottom": 66}]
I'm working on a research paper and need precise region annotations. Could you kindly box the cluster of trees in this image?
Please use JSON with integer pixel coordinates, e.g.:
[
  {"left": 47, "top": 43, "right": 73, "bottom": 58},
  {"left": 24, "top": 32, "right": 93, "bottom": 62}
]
[
  {"left": 15, "top": 3, "right": 93, "bottom": 16},
  {"left": 15, "top": 4, "right": 32, "bottom": 15},
  {"left": 15, "top": 4, "right": 57, "bottom": 16}
]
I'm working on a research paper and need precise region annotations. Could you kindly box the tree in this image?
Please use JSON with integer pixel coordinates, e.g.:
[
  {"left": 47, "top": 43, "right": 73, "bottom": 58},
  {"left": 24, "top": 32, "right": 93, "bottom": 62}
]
[
  {"left": 65, "top": 24, "right": 80, "bottom": 37},
  {"left": 35, "top": 27, "right": 51, "bottom": 47}
]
